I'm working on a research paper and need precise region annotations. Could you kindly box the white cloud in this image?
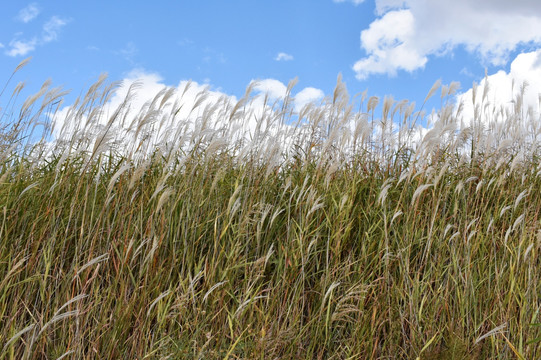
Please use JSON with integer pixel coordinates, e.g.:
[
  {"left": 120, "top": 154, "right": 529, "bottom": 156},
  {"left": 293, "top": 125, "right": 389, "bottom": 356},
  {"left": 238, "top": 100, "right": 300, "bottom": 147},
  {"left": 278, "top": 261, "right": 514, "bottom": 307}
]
[
  {"left": 252, "top": 79, "right": 288, "bottom": 100},
  {"left": 354, "top": 9, "right": 426, "bottom": 79},
  {"left": 354, "top": 0, "right": 541, "bottom": 79},
  {"left": 52, "top": 73, "right": 328, "bottom": 164},
  {"left": 4, "top": 15, "right": 69, "bottom": 57},
  {"left": 333, "top": 0, "right": 366, "bottom": 5},
  {"left": 42, "top": 16, "right": 69, "bottom": 42},
  {"left": 16, "top": 3, "right": 40, "bottom": 23},
  {"left": 52, "top": 69, "right": 237, "bottom": 145},
  {"left": 275, "top": 52, "right": 294, "bottom": 61},
  {"left": 456, "top": 50, "right": 541, "bottom": 126},
  {"left": 251, "top": 78, "right": 325, "bottom": 112},
  {"left": 5, "top": 38, "right": 37, "bottom": 57},
  {"left": 294, "top": 87, "right": 325, "bottom": 112},
  {"left": 0, "top": 43, "right": 4, "bottom": 49},
  {"left": 105, "top": 69, "right": 234, "bottom": 121},
  {"left": 250, "top": 78, "right": 327, "bottom": 119},
  {"left": 51, "top": 71, "right": 306, "bottom": 167}
]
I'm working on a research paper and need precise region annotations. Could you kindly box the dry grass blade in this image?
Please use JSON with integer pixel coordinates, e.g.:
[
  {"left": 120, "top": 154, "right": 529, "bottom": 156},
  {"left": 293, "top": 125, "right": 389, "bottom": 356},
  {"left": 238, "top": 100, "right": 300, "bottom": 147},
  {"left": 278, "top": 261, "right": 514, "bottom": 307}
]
[
  {"left": 147, "top": 290, "right": 172, "bottom": 316},
  {"left": 235, "top": 295, "right": 268, "bottom": 317},
  {"left": 38, "top": 311, "right": 80, "bottom": 336},
  {"left": 475, "top": 323, "right": 507, "bottom": 344},
  {"left": 3, "top": 324, "right": 36, "bottom": 352},
  {"left": 323, "top": 282, "right": 341, "bottom": 305},
  {"left": 203, "top": 281, "right": 228, "bottom": 303},
  {"left": 75, "top": 255, "right": 109, "bottom": 277},
  {"left": 56, "top": 350, "right": 75, "bottom": 360}
]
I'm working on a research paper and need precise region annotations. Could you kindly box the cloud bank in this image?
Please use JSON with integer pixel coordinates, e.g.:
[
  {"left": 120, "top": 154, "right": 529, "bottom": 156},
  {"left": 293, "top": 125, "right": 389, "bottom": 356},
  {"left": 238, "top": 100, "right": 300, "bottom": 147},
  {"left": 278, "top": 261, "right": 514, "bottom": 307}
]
[
  {"left": 456, "top": 49, "right": 541, "bottom": 125},
  {"left": 354, "top": 0, "right": 541, "bottom": 79},
  {"left": 51, "top": 70, "right": 327, "bottom": 164}
]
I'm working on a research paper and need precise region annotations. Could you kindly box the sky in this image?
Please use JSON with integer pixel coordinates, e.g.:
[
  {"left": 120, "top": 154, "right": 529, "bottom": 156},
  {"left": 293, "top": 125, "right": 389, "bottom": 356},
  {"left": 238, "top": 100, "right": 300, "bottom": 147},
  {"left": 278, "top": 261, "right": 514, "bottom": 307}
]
[{"left": 1, "top": 0, "right": 541, "bottom": 130}]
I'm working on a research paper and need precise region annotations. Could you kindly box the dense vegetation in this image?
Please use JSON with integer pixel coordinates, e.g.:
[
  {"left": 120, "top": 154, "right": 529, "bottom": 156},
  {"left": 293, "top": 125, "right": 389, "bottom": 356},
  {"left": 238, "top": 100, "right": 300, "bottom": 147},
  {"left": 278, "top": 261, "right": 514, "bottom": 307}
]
[{"left": 1, "top": 60, "right": 540, "bottom": 359}]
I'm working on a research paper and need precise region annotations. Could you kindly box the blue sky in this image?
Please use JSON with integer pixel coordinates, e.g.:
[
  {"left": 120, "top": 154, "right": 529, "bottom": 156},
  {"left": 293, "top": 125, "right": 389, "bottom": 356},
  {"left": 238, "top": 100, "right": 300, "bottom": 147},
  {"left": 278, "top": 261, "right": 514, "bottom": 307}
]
[{"left": 1, "top": 0, "right": 541, "bottom": 123}]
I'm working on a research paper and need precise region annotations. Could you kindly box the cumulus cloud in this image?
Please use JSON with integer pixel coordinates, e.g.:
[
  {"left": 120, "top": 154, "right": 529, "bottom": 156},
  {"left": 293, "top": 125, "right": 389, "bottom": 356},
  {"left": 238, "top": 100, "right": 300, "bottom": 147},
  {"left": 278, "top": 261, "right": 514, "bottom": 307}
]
[
  {"left": 354, "top": 0, "right": 541, "bottom": 79},
  {"left": 275, "top": 52, "right": 294, "bottom": 61},
  {"left": 52, "top": 73, "right": 327, "bottom": 160},
  {"left": 16, "top": 3, "right": 40, "bottom": 23},
  {"left": 456, "top": 50, "right": 541, "bottom": 125},
  {"left": 51, "top": 71, "right": 317, "bottom": 166},
  {"left": 354, "top": 9, "right": 426, "bottom": 79},
  {"left": 294, "top": 87, "right": 325, "bottom": 112},
  {"left": 251, "top": 78, "right": 325, "bottom": 112},
  {"left": 52, "top": 69, "right": 236, "bottom": 143},
  {"left": 252, "top": 79, "right": 288, "bottom": 100}
]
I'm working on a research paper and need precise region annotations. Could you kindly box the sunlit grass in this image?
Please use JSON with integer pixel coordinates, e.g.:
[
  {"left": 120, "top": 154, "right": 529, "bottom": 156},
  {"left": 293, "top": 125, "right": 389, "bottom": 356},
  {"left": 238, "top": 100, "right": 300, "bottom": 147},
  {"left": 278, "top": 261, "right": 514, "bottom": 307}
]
[{"left": 0, "top": 59, "right": 540, "bottom": 359}]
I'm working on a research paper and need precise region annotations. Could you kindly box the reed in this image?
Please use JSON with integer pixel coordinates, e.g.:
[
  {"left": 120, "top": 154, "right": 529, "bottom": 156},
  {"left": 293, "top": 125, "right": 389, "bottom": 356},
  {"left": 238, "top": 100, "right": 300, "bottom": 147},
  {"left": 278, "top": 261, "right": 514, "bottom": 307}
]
[{"left": 0, "top": 59, "right": 540, "bottom": 359}]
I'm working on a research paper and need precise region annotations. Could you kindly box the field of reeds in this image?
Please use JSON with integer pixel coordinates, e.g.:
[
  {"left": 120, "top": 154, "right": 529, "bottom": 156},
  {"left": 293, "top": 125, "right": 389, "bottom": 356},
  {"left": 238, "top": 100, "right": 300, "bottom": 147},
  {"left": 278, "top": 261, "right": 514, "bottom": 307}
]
[{"left": 1, "top": 59, "right": 540, "bottom": 359}]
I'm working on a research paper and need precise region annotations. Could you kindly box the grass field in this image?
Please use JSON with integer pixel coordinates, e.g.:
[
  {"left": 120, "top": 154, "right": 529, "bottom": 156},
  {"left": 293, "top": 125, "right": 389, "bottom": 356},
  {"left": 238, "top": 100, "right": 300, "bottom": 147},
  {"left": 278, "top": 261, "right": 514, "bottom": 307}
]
[{"left": 1, "top": 60, "right": 540, "bottom": 359}]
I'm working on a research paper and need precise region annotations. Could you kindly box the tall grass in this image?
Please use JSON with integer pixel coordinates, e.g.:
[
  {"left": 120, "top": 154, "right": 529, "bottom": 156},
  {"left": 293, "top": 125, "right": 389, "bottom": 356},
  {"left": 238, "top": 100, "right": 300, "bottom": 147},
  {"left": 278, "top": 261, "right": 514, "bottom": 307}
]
[{"left": 0, "top": 59, "right": 540, "bottom": 359}]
